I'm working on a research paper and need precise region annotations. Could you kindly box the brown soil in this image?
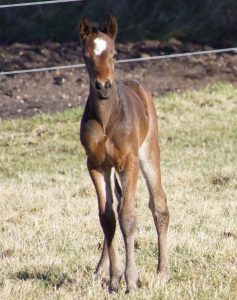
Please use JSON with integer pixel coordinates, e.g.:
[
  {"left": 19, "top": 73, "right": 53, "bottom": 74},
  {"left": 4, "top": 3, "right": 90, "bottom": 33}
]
[{"left": 0, "top": 39, "right": 236, "bottom": 119}]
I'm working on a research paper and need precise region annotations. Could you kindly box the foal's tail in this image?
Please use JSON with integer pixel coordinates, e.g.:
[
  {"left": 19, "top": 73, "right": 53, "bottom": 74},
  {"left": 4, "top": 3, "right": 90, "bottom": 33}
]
[
  {"left": 114, "top": 173, "right": 122, "bottom": 198},
  {"left": 113, "top": 172, "right": 123, "bottom": 213}
]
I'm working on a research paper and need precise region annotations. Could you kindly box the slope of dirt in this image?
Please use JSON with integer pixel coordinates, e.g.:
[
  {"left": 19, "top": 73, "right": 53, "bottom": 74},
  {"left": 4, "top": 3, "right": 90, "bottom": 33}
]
[{"left": 0, "top": 40, "right": 236, "bottom": 119}]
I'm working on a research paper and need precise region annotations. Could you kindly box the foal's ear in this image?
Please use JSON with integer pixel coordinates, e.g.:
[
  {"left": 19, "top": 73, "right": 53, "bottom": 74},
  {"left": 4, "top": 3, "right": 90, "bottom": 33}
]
[
  {"left": 103, "top": 15, "right": 118, "bottom": 40},
  {"left": 79, "top": 17, "right": 93, "bottom": 41}
]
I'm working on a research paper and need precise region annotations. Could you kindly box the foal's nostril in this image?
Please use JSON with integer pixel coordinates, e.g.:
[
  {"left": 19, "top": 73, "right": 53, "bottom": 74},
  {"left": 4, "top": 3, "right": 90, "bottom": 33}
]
[
  {"left": 95, "top": 80, "right": 112, "bottom": 91},
  {"left": 105, "top": 81, "right": 112, "bottom": 89},
  {"left": 95, "top": 80, "right": 102, "bottom": 90},
  {"left": 105, "top": 80, "right": 112, "bottom": 89}
]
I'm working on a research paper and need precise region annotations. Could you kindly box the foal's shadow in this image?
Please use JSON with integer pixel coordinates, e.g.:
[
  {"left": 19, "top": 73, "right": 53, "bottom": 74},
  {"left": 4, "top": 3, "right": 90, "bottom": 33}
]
[{"left": 13, "top": 270, "right": 74, "bottom": 289}]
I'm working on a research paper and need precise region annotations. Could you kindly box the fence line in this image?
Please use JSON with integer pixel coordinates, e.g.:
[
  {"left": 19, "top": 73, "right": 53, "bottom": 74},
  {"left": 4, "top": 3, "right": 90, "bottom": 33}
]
[
  {"left": 0, "top": 63, "right": 86, "bottom": 76},
  {"left": 0, "top": 0, "right": 85, "bottom": 9},
  {"left": 116, "top": 47, "right": 237, "bottom": 64},
  {"left": 0, "top": 47, "right": 236, "bottom": 76}
]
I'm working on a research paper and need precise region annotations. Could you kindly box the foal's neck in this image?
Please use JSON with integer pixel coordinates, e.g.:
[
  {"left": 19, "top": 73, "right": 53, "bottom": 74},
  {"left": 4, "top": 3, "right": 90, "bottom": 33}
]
[{"left": 89, "top": 83, "right": 120, "bottom": 134}]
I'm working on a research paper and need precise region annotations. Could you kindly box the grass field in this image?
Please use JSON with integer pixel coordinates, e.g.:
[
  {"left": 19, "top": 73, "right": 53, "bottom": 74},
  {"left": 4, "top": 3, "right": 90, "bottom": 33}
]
[{"left": 0, "top": 82, "right": 236, "bottom": 299}]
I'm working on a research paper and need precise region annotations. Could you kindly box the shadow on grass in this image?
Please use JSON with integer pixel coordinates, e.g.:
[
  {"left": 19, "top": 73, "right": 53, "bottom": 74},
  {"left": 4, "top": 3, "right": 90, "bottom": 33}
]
[{"left": 13, "top": 270, "right": 74, "bottom": 289}]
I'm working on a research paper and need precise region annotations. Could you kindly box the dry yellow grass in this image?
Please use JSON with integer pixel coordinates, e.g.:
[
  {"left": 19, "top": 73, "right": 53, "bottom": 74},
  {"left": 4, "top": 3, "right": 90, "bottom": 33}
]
[{"left": 0, "top": 82, "right": 236, "bottom": 299}]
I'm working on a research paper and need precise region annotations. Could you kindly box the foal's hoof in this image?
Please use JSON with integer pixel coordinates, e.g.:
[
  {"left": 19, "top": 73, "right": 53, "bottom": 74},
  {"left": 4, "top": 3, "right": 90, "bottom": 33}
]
[{"left": 157, "top": 269, "right": 171, "bottom": 286}]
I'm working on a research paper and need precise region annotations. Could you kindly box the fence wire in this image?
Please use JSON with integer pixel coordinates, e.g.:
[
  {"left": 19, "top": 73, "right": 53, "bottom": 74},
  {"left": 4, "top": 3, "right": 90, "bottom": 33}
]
[
  {"left": 0, "top": 0, "right": 85, "bottom": 9},
  {"left": 0, "top": 47, "right": 236, "bottom": 76}
]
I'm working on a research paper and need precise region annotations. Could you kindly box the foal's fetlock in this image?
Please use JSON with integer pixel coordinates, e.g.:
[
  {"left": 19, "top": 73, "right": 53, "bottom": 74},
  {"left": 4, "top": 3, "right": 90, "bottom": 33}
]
[
  {"left": 109, "top": 267, "right": 124, "bottom": 293},
  {"left": 157, "top": 265, "right": 171, "bottom": 286},
  {"left": 125, "top": 268, "right": 138, "bottom": 293},
  {"left": 125, "top": 281, "right": 137, "bottom": 294},
  {"left": 109, "top": 275, "right": 121, "bottom": 293}
]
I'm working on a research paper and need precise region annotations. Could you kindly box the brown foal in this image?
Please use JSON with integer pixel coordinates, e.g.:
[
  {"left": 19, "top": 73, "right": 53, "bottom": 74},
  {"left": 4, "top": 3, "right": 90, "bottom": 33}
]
[{"left": 79, "top": 15, "right": 170, "bottom": 293}]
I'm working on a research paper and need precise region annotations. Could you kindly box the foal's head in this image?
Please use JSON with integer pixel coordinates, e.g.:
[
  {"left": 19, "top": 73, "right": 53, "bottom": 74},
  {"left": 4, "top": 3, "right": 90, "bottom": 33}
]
[{"left": 79, "top": 15, "right": 118, "bottom": 100}]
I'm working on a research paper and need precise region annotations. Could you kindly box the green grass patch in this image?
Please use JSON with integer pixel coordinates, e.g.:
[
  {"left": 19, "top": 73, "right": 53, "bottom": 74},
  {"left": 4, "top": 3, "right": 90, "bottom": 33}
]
[{"left": 0, "top": 108, "right": 84, "bottom": 178}]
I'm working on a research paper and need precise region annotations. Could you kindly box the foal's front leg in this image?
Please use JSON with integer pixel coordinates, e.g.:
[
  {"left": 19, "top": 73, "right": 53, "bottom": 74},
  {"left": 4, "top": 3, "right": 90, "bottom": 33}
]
[
  {"left": 119, "top": 155, "right": 139, "bottom": 293},
  {"left": 87, "top": 159, "right": 123, "bottom": 291}
]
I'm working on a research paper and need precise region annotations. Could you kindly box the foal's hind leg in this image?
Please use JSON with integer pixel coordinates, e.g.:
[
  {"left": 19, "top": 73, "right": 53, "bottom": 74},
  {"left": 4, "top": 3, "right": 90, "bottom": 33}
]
[
  {"left": 95, "top": 238, "right": 110, "bottom": 280},
  {"left": 140, "top": 142, "right": 170, "bottom": 285}
]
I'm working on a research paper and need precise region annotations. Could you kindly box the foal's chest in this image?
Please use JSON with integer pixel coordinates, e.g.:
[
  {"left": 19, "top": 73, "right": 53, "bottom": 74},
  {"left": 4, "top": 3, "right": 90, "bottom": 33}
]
[{"left": 85, "top": 132, "right": 126, "bottom": 171}]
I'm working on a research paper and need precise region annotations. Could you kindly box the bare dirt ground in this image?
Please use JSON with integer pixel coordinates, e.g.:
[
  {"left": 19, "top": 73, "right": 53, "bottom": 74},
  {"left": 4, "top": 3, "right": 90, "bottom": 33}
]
[{"left": 0, "top": 39, "right": 236, "bottom": 119}]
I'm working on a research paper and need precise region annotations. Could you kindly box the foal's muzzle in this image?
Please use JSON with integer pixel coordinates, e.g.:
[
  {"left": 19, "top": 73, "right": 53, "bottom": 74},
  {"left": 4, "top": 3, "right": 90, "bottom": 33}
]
[{"left": 95, "top": 80, "right": 112, "bottom": 100}]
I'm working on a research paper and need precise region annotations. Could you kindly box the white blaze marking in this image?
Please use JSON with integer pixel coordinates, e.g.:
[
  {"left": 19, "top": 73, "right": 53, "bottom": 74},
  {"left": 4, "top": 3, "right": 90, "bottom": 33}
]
[{"left": 94, "top": 38, "right": 107, "bottom": 56}]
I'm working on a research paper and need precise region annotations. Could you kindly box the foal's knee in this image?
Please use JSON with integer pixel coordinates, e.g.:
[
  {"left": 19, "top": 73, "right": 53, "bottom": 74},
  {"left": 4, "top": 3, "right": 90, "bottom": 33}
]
[
  {"left": 149, "top": 191, "right": 169, "bottom": 225},
  {"left": 157, "top": 206, "right": 169, "bottom": 227},
  {"left": 119, "top": 213, "right": 137, "bottom": 238}
]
